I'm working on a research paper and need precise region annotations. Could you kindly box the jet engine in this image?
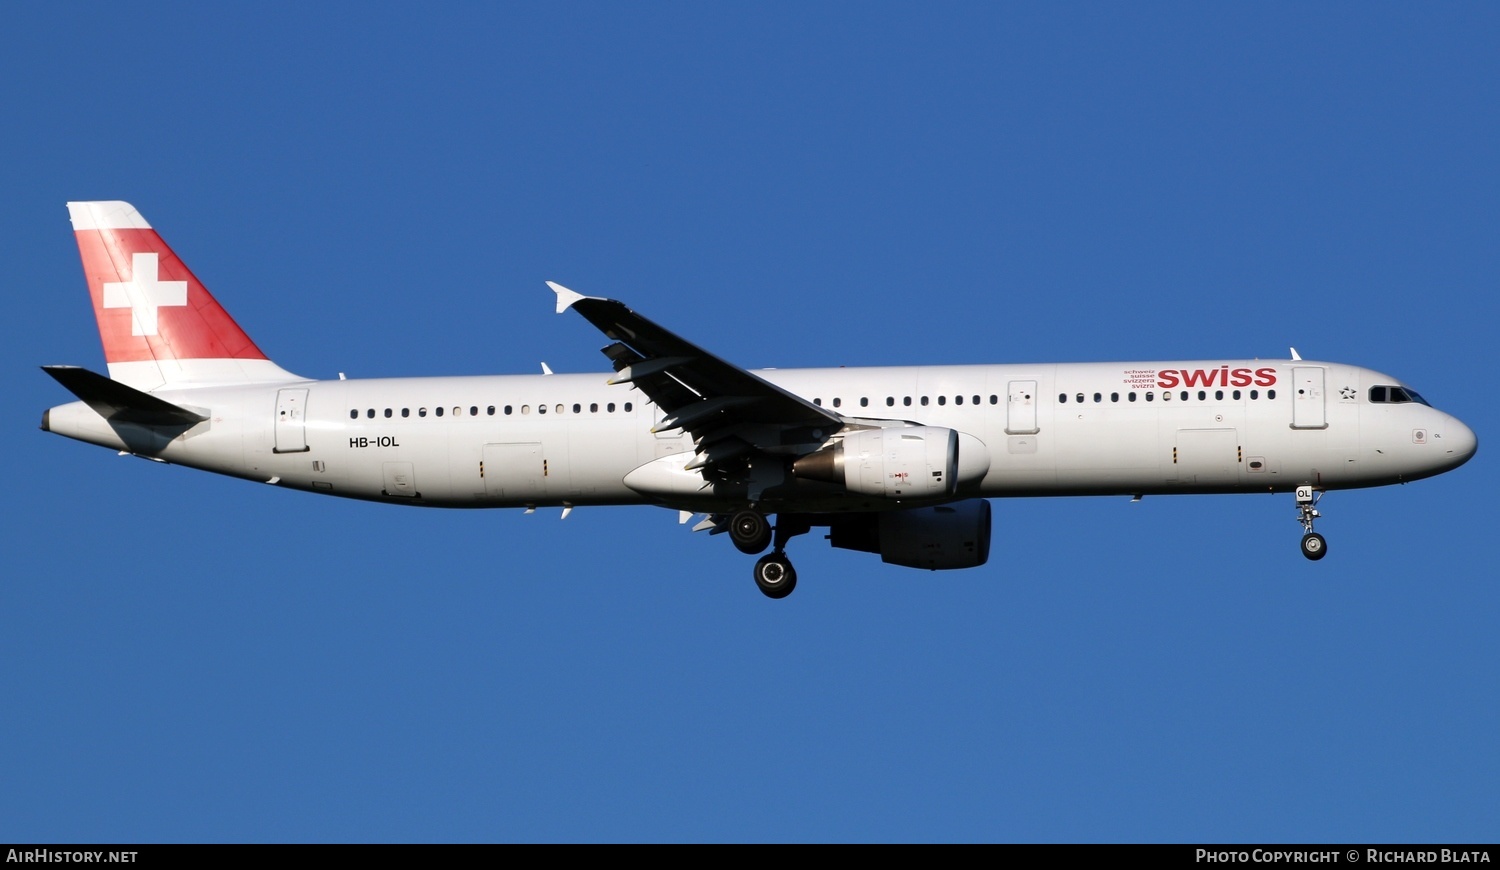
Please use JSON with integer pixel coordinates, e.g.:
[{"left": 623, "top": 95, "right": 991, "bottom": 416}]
[
  {"left": 828, "top": 499, "right": 993, "bottom": 570},
  {"left": 790, "top": 426, "right": 989, "bottom": 499}
]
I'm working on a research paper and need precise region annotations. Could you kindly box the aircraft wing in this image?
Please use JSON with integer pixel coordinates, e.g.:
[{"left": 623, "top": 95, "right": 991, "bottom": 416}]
[{"left": 551, "top": 283, "right": 842, "bottom": 470}]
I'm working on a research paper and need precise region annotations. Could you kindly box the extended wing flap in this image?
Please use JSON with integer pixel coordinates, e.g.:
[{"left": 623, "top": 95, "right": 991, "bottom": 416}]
[{"left": 42, "top": 365, "right": 209, "bottom": 427}]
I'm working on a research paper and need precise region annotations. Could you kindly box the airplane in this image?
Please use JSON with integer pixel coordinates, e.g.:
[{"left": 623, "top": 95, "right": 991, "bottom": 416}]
[{"left": 41, "top": 201, "right": 1477, "bottom": 598}]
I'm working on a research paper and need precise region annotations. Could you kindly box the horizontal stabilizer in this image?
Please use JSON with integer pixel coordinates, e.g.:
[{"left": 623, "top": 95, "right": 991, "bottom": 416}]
[{"left": 42, "top": 365, "right": 209, "bottom": 427}]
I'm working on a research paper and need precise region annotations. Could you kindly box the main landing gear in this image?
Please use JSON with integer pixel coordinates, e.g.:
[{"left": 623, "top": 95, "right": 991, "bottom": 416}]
[
  {"left": 730, "top": 509, "right": 810, "bottom": 599},
  {"left": 754, "top": 552, "right": 797, "bottom": 599},
  {"left": 729, "top": 509, "right": 772, "bottom": 555},
  {"left": 1295, "top": 485, "right": 1328, "bottom": 561}
]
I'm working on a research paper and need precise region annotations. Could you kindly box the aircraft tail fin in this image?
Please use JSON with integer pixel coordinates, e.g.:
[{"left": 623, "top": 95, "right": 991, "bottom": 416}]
[{"left": 66, "top": 201, "right": 302, "bottom": 391}]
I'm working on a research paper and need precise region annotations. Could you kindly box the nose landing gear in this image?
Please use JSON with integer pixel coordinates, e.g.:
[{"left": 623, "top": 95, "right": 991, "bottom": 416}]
[{"left": 1295, "top": 485, "right": 1328, "bottom": 561}]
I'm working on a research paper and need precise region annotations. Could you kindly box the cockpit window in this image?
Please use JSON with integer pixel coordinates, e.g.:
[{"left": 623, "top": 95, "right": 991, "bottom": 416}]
[{"left": 1369, "top": 385, "right": 1431, "bottom": 406}]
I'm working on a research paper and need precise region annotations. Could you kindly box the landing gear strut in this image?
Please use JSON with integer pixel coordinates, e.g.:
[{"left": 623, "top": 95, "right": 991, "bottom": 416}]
[{"left": 1295, "top": 485, "right": 1328, "bottom": 561}]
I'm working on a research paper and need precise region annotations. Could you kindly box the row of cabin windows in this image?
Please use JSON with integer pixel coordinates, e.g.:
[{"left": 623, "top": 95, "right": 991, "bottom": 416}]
[
  {"left": 349, "top": 401, "right": 634, "bottom": 420},
  {"left": 1060, "top": 389, "right": 1277, "bottom": 404},
  {"left": 813, "top": 395, "right": 1001, "bottom": 409}
]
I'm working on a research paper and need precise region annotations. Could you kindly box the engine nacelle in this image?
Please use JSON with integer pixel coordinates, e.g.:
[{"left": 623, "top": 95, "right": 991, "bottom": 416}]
[
  {"left": 828, "top": 499, "right": 993, "bottom": 570},
  {"left": 791, "top": 426, "right": 989, "bottom": 499}
]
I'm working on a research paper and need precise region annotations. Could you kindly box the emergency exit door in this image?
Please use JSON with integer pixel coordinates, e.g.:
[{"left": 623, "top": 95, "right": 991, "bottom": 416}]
[{"left": 1006, "top": 380, "right": 1039, "bottom": 435}]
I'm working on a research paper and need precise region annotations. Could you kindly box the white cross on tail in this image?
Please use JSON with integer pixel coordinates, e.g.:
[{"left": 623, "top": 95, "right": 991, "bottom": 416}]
[{"left": 102, "top": 253, "right": 187, "bottom": 336}]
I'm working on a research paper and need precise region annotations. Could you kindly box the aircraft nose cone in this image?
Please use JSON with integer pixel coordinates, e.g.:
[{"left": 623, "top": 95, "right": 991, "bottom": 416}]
[{"left": 1448, "top": 418, "right": 1478, "bottom": 466}]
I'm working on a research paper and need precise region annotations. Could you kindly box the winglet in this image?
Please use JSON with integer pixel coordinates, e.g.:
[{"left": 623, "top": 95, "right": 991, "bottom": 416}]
[
  {"left": 1290, "top": 347, "right": 1302, "bottom": 361},
  {"left": 548, "top": 281, "right": 590, "bottom": 314}
]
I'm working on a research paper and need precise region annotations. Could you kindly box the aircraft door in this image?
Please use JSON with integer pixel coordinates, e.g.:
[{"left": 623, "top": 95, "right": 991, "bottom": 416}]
[
  {"left": 1291, "top": 366, "right": 1328, "bottom": 430},
  {"left": 1006, "top": 380, "right": 1038, "bottom": 435},
  {"left": 274, "top": 388, "right": 309, "bottom": 453},
  {"left": 482, "top": 442, "right": 547, "bottom": 501}
]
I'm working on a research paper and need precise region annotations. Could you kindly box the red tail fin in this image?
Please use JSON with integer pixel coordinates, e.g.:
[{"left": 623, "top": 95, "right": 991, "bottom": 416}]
[{"left": 68, "top": 201, "right": 298, "bottom": 390}]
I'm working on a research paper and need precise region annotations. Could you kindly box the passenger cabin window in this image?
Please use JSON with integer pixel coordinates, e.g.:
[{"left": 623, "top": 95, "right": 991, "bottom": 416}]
[
  {"left": 349, "top": 410, "right": 357, "bottom": 419},
  {"left": 436, "top": 407, "right": 445, "bottom": 417},
  {"left": 402, "top": 408, "right": 410, "bottom": 418}
]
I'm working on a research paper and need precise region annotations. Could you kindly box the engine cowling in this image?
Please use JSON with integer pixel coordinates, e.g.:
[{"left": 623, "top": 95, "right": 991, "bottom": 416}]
[
  {"left": 828, "top": 499, "right": 992, "bottom": 570},
  {"left": 791, "top": 426, "right": 989, "bottom": 499}
]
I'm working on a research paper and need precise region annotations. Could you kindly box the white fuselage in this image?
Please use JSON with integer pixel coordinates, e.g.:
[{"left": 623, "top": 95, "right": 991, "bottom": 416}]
[{"left": 43, "top": 359, "right": 1476, "bottom": 513}]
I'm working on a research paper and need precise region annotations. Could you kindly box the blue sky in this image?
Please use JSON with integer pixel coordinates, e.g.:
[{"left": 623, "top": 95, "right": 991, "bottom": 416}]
[{"left": 3, "top": 3, "right": 1496, "bottom": 843}]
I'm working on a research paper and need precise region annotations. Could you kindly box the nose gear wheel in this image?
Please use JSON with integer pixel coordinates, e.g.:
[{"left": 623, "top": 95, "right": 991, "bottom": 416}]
[{"left": 1294, "top": 486, "right": 1329, "bottom": 561}]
